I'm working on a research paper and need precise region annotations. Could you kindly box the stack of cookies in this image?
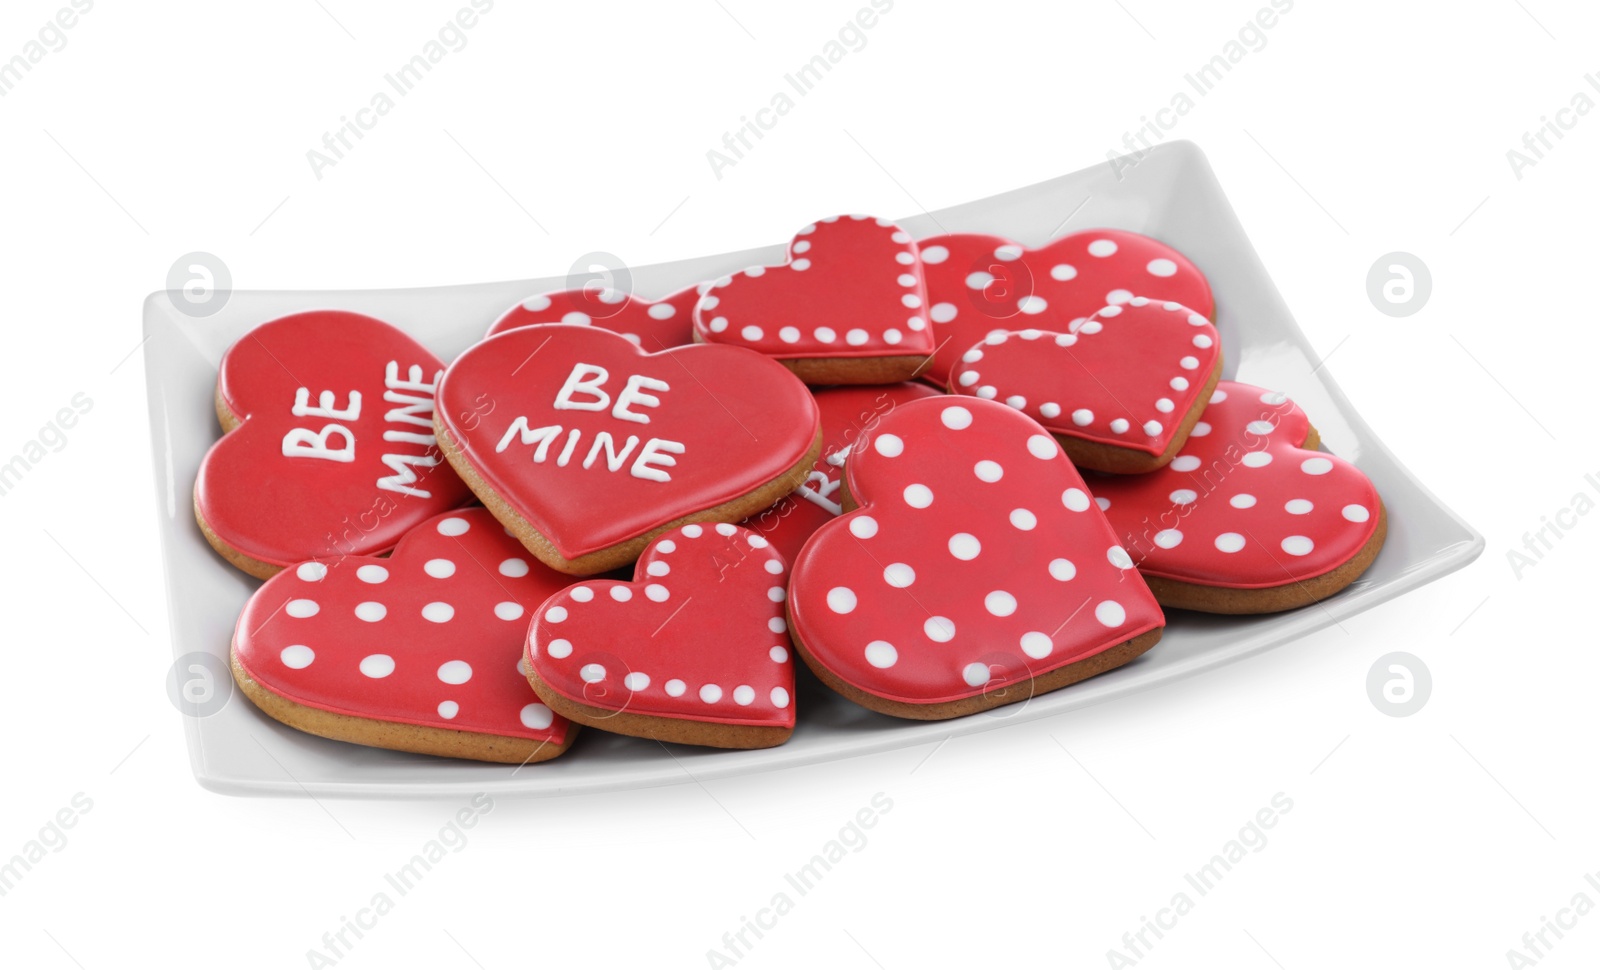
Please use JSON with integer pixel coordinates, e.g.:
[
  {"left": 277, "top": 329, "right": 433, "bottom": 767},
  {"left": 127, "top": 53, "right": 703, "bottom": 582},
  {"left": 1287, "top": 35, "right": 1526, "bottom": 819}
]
[{"left": 196, "top": 214, "right": 1385, "bottom": 764}]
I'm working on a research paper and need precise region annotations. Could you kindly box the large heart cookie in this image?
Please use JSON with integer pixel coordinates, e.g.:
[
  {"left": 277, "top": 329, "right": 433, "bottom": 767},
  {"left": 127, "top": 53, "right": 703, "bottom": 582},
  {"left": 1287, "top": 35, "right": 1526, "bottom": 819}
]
[
  {"left": 435, "top": 324, "right": 821, "bottom": 575},
  {"left": 1084, "top": 381, "right": 1386, "bottom": 613},
  {"left": 788, "top": 396, "right": 1165, "bottom": 719},
  {"left": 487, "top": 283, "right": 702, "bottom": 350},
  {"left": 946, "top": 298, "right": 1223, "bottom": 473},
  {"left": 230, "top": 509, "right": 576, "bottom": 764},
  {"left": 526, "top": 522, "right": 795, "bottom": 749},
  {"left": 917, "top": 229, "right": 1213, "bottom": 388},
  {"left": 741, "top": 382, "right": 944, "bottom": 563},
  {"left": 195, "top": 310, "right": 472, "bottom": 578},
  {"left": 692, "top": 214, "right": 936, "bottom": 384}
]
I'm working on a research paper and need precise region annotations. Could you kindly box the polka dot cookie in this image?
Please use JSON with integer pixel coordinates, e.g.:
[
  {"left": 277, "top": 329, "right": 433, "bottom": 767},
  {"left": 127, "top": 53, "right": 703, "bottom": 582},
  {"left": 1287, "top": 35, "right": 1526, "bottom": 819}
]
[
  {"left": 740, "top": 382, "right": 944, "bottom": 563},
  {"left": 195, "top": 311, "right": 474, "bottom": 578},
  {"left": 691, "top": 215, "right": 936, "bottom": 385},
  {"left": 787, "top": 397, "right": 1165, "bottom": 719},
  {"left": 947, "top": 298, "right": 1223, "bottom": 473},
  {"left": 1084, "top": 382, "right": 1386, "bottom": 613},
  {"left": 915, "top": 228, "right": 1213, "bottom": 389},
  {"left": 487, "top": 282, "right": 702, "bottom": 350},
  {"left": 435, "top": 324, "right": 822, "bottom": 576},
  {"left": 230, "top": 509, "right": 578, "bottom": 764},
  {"left": 525, "top": 522, "right": 796, "bottom": 748}
]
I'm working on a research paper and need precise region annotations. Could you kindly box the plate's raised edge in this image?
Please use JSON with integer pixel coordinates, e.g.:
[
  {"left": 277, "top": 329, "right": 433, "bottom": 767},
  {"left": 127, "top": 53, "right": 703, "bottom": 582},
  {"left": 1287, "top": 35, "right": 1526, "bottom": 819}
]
[
  {"left": 141, "top": 292, "right": 219, "bottom": 788},
  {"left": 1156, "top": 143, "right": 1485, "bottom": 556}
]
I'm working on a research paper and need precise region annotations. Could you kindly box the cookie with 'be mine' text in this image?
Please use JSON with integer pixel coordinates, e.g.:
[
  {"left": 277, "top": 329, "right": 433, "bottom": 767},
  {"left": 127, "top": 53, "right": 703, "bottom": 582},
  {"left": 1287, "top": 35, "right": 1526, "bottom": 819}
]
[
  {"left": 692, "top": 215, "right": 936, "bottom": 385},
  {"left": 526, "top": 522, "right": 796, "bottom": 748},
  {"left": 1084, "top": 382, "right": 1387, "bottom": 613},
  {"left": 195, "top": 310, "right": 472, "bottom": 578},
  {"left": 916, "top": 228, "right": 1213, "bottom": 388},
  {"left": 434, "top": 324, "right": 822, "bottom": 575},
  {"left": 788, "top": 396, "right": 1165, "bottom": 719},
  {"left": 948, "top": 298, "right": 1223, "bottom": 473},
  {"left": 231, "top": 509, "right": 577, "bottom": 764}
]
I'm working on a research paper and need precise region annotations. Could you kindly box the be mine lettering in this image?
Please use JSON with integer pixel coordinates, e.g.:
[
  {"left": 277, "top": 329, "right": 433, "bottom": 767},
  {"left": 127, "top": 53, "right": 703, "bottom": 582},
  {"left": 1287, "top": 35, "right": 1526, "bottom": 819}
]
[
  {"left": 280, "top": 362, "right": 445, "bottom": 498},
  {"left": 494, "top": 362, "right": 686, "bottom": 483}
]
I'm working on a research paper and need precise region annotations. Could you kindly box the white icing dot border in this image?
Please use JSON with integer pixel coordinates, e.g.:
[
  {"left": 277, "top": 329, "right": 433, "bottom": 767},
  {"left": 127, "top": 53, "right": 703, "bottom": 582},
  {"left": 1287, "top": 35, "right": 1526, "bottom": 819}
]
[
  {"left": 949, "top": 300, "right": 1217, "bottom": 446},
  {"left": 531, "top": 523, "right": 794, "bottom": 719}
]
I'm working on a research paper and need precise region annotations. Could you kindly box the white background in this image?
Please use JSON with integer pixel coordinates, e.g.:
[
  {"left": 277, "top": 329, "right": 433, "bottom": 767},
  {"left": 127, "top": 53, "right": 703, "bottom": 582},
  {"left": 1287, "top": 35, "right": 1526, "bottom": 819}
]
[{"left": 2, "top": 1, "right": 1596, "bottom": 967}]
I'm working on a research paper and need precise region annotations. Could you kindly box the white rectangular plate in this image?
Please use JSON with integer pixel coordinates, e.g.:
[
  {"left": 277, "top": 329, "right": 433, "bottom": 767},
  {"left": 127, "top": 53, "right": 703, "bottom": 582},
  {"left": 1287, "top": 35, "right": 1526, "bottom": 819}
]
[{"left": 144, "top": 141, "right": 1482, "bottom": 797}]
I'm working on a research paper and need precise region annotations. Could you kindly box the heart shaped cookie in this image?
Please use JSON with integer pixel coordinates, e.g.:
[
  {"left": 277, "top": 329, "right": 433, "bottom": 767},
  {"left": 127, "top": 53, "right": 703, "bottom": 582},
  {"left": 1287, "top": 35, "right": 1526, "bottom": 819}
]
[
  {"left": 435, "top": 324, "right": 821, "bottom": 575},
  {"left": 946, "top": 298, "right": 1223, "bottom": 473},
  {"left": 917, "top": 229, "right": 1213, "bottom": 388},
  {"left": 230, "top": 509, "right": 576, "bottom": 763},
  {"left": 487, "top": 283, "right": 702, "bottom": 350},
  {"left": 525, "top": 522, "right": 795, "bottom": 748},
  {"left": 788, "top": 397, "right": 1165, "bottom": 719},
  {"left": 692, "top": 214, "right": 936, "bottom": 384},
  {"left": 741, "top": 382, "right": 944, "bottom": 563},
  {"left": 195, "top": 310, "right": 473, "bottom": 578},
  {"left": 1084, "top": 382, "right": 1386, "bottom": 613}
]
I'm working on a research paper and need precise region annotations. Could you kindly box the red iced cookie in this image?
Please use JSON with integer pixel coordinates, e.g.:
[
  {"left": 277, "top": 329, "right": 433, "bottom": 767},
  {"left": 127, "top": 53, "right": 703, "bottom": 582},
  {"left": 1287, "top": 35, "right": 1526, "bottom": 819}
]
[
  {"left": 195, "top": 310, "right": 472, "bottom": 578},
  {"left": 1085, "top": 381, "right": 1387, "bottom": 613},
  {"left": 917, "top": 228, "right": 1213, "bottom": 388},
  {"left": 487, "top": 283, "right": 702, "bottom": 350},
  {"left": 230, "top": 509, "right": 576, "bottom": 764},
  {"left": 525, "top": 522, "right": 795, "bottom": 749},
  {"left": 788, "top": 397, "right": 1165, "bottom": 719},
  {"left": 946, "top": 298, "right": 1223, "bottom": 473},
  {"left": 692, "top": 215, "right": 936, "bottom": 384},
  {"left": 434, "top": 324, "right": 821, "bottom": 575},
  {"left": 741, "top": 382, "right": 944, "bottom": 563}
]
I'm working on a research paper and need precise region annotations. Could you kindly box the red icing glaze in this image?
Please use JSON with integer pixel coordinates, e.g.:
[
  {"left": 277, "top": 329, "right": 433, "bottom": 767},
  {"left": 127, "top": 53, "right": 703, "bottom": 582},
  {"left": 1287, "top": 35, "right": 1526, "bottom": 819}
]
[
  {"left": 196, "top": 311, "right": 472, "bottom": 569},
  {"left": 486, "top": 283, "right": 702, "bottom": 350},
  {"left": 436, "top": 324, "right": 820, "bottom": 561},
  {"left": 1084, "top": 382, "right": 1383, "bottom": 589},
  {"left": 789, "top": 397, "right": 1164, "bottom": 705},
  {"left": 527, "top": 523, "right": 795, "bottom": 728},
  {"left": 692, "top": 215, "right": 936, "bottom": 360},
  {"left": 946, "top": 298, "right": 1222, "bottom": 457},
  {"left": 741, "top": 383, "right": 944, "bottom": 562},
  {"left": 917, "top": 229, "right": 1213, "bottom": 387},
  {"left": 232, "top": 508, "right": 572, "bottom": 745}
]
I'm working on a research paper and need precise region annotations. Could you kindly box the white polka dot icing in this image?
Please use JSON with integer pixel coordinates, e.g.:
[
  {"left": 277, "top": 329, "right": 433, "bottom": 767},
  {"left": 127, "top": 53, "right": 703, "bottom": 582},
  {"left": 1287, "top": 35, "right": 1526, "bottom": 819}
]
[
  {"left": 946, "top": 298, "right": 1222, "bottom": 467},
  {"left": 485, "top": 282, "right": 704, "bottom": 350},
  {"left": 1081, "top": 381, "right": 1384, "bottom": 594},
  {"left": 229, "top": 509, "right": 575, "bottom": 754},
  {"left": 787, "top": 396, "right": 1165, "bottom": 709},
  {"left": 526, "top": 522, "right": 796, "bottom": 731},
  {"left": 910, "top": 229, "right": 1213, "bottom": 389},
  {"left": 691, "top": 215, "right": 935, "bottom": 362}
]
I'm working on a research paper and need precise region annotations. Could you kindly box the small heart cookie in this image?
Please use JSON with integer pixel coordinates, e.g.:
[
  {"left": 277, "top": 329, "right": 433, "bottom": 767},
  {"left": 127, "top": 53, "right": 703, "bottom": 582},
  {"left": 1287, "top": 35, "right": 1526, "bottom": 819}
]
[
  {"left": 488, "top": 283, "right": 702, "bottom": 350},
  {"left": 231, "top": 509, "right": 576, "bottom": 764},
  {"left": 1084, "top": 382, "right": 1386, "bottom": 613},
  {"left": 526, "top": 523, "right": 796, "bottom": 749},
  {"left": 947, "top": 298, "right": 1223, "bottom": 473},
  {"left": 435, "top": 324, "right": 822, "bottom": 575},
  {"left": 917, "top": 228, "right": 1213, "bottom": 387},
  {"left": 196, "top": 310, "right": 473, "bottom": 578},
  {"left": 741, "top": 382, "right": 944, "bottom": 563},
  {"left": 788, "top": 396, "right": 1165, "bottom": 719},
  {"left": 692, "top": 214, "right": 936, "bottom": 384}
]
